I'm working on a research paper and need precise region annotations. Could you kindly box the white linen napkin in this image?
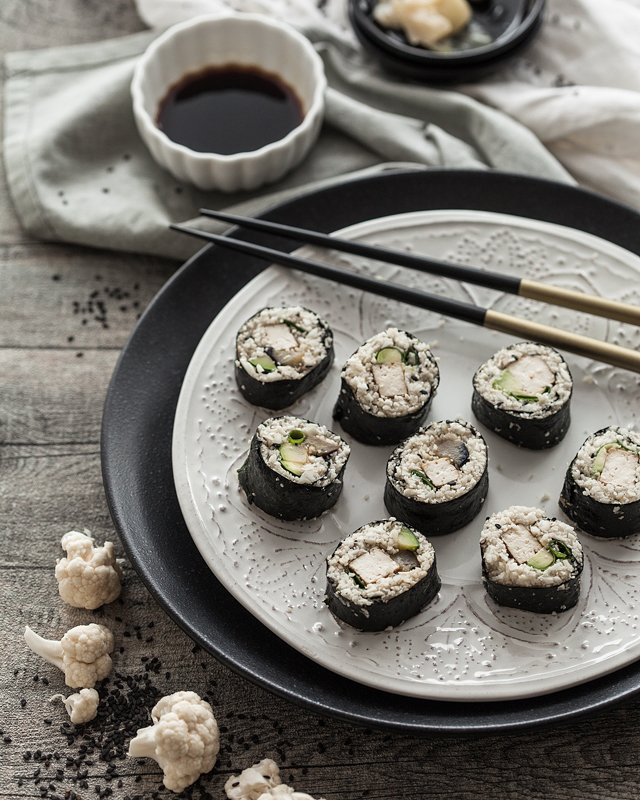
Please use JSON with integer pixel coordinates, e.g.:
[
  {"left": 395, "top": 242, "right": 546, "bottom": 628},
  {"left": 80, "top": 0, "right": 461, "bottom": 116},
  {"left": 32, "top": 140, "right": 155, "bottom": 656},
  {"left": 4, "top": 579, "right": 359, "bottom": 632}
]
[{"left": 136, "top": 0, "right": 640, "bottom": 214}]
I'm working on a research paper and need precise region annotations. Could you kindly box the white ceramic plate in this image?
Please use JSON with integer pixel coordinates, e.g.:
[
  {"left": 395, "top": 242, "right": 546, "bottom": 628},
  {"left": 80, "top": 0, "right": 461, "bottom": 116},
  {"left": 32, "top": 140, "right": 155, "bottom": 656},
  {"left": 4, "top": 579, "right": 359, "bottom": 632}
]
[{"left": 173, "top": 209, "right": 640, "bottom": 702}]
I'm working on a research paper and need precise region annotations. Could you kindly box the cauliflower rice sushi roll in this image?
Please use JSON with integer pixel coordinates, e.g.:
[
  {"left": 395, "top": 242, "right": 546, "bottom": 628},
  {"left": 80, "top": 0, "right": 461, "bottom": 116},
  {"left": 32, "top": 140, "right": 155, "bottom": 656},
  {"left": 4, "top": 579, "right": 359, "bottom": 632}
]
[
  {"left": 384, "top": 420, "right": 489, "bottom": 536},
  {"left": 472, "top": 342, "right": 572, "bottom": 449},
  {"left": 559, "top": 426, "right": 640, "bottom": 538},
  {"left": 238, "top": 416, "right": 350, "bottom": 520},
  {"left": 325, "top": 519, "right": 440, "bottom": 631},
  {"left": 480, "top": 506, "right": 583, "bottom": 614},
  {"left": 332, "top": 327, "right": 439, "bottom": 446},
  {"left": 235, "top": 306, "right": 333, "bottom": 410}
]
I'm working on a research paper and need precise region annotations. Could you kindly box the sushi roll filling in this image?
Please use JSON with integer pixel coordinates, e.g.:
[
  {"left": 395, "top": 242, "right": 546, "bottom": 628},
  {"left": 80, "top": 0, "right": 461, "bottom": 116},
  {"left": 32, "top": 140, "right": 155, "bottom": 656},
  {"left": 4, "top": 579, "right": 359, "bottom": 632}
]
[
  {"left": 387, "top": 421, "right": 486, "bottom": 503},
  {"left": 474, "top": 342, "right": 571, "bottom": 418},
  {"left": 481, "top": 506, "right": 582, "bottom": 588},
  {"left": 341, "top": 328, "right": 438, "bottom": 418},
  {"left": 569, "top": 427, "right": 640, "bottom": 504},
  {"left": 327, "top": 520, "right": 434, "bottom": 606},
  {"left": 258, "top": 416, "right": 350, "bottom": 486},
  {"left": 237, "top": 307, "right": 331, "bottom": 383}
]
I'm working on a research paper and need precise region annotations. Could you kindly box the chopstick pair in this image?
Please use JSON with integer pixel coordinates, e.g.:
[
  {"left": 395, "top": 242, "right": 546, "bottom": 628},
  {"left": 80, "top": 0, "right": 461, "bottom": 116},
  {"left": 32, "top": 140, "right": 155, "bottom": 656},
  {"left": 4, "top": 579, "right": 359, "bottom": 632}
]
[{"left": 170, "top": 210, "right": 640, "bottom": 374}]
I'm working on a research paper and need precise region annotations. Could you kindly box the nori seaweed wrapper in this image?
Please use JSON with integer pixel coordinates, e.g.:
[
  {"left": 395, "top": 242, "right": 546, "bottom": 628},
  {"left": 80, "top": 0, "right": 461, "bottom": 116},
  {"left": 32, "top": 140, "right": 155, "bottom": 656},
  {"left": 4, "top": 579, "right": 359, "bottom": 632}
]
[
  {"left": 384, "top": 461, "right": 488, "bottom": 536},
  {"left": 325, "top": 530, "right": 441, "bottom": 631},
  {"left": 482, "top": 559, "right": 582, "bottom": 614},
  {"left": 238, "top": 422, "right": 348, "bottom": 521},
  {"left": 235, "top": 309, "right": 334, "bottom": 410},
  {"left": 560, "top": 464, "right": 640, "bottom": 539},
  {"left": 333, "top": 378, "right": 435, "bottom": 446},
  {"left": 471, "top": 343, "right": 572, "bottom": 450},
  {"left": 471, "top": 385, "right": 571, "bottom": 450},
  {"left": 332, "top": 333, "right": 439, "bottom": 446}
]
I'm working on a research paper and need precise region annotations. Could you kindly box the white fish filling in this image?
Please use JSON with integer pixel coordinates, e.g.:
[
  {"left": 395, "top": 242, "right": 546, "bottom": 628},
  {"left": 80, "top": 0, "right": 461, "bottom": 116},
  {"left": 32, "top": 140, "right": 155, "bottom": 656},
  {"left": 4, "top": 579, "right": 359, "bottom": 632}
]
[
  {"left": 237, "top": 306, "right": 331, "bottom": 382},
  {"left": 341, "top": 328, "right": 438, "bottom": 418},
  {"left": 507, "top": 355, "right": 555, "bottom": 396},
  {"left": 474, "top": 342, "right": 572, "bottom": 418},
  {"left": 327, "top": 519, "right": 434, "bottom": 607},
  {"left": 258, "top": 416, "right": 350, "bottom": 486},
  {"left": 481, "top": 506, "right": 583, "bottom": 588},
  {"left": 570, "top": 426, "right": 640, "bottom": 504},
  {"left": 387, "top": 420, "right": 487, "bottom": 503}
]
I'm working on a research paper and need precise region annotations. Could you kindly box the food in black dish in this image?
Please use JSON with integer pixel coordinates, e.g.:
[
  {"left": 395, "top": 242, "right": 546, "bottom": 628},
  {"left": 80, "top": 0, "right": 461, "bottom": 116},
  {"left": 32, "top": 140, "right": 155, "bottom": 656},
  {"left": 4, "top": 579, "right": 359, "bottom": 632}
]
[
  {"left": 480, "top": 506, "right": 583, "bottom": 614},
  {"left": 333, "top": 327, "right": 439, "bottom": 446},
  {"left": 235, "top": 306, "right": 333, "bottom": 410},
  {"left": 238, "top": 416, "right": 350, "bottom": 520},
  {"left": 384, "top": 419, "right": 488, "bottom": 535},
  {"left": 325, "top": 519, "right": 441, "bottom": 631},
  {"left": 471, "top": 341, "right": 572, "bottom": 449},
  {"left": 560, "top": 426, "right": 640, "bottom": 538},
  {"left": 372, "top": 0, "right": 492, "bottom": 52}
]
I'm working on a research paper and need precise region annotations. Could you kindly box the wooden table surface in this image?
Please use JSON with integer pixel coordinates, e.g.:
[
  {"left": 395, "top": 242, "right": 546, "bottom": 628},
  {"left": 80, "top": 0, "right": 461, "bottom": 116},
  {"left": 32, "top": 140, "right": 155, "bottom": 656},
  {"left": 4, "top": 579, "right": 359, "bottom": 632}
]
[{"left": 2, "top": 2, "right": 640, "bottom": 799}]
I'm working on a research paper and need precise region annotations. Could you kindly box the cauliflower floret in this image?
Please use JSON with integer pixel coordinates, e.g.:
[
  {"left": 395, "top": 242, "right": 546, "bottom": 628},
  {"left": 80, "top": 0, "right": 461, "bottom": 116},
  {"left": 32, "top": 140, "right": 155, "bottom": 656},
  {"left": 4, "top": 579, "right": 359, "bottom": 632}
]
[
  {"left": 51, "top": 688, "right": 100, "bottom": 724},
  {"left": 128, "top": 691, "right": 219, "bottom": 793},
  {"left": 24, "top": 624, "right": 114, "bottom": 688},
  {"left": 55, "top": 529, "right": 124, "bottom": 610},
  {"left": 225, "top": 759, "right": 324, "bottom": 800}
]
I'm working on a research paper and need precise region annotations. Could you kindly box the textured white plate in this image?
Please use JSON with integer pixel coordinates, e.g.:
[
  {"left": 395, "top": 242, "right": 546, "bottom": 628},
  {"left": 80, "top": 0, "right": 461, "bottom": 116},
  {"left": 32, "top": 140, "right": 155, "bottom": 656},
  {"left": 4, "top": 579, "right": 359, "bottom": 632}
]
[{"left": 173, "top": 210, "right": 640, "bottom": 702}]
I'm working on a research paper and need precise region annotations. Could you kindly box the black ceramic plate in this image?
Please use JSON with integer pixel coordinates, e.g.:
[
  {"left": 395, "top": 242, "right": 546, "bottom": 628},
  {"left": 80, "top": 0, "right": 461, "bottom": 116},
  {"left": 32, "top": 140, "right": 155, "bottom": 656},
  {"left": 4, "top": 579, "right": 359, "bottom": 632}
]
[{"left": 102, "top": 169, "right": 640, "bottom": 734}]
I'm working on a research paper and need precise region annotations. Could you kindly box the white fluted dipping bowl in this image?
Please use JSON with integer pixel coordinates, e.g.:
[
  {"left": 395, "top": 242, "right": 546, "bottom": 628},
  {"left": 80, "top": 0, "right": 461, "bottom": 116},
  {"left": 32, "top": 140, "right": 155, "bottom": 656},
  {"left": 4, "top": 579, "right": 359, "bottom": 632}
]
[{"left": 131, "top": 14, "right": 326, "bottom": 192}]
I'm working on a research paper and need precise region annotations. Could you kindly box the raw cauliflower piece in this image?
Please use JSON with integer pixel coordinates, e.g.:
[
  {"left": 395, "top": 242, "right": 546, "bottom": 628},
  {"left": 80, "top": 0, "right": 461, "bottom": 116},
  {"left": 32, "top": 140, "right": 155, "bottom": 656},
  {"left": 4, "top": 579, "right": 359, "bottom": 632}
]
[
  {"left": 55, "top": 529, "right": 124, "bottom": 610},
  {"left": 50, "top": 688, "right": 100, "bottom": 724},
  {"left": 225, "top": 759, "right": 324, "bottom": 800},
  {"left": 24, "top": 623, "right": 114, "bottom": 688},
  {"left": 128, "top": 691, "right": 219, "bottom": 793}
]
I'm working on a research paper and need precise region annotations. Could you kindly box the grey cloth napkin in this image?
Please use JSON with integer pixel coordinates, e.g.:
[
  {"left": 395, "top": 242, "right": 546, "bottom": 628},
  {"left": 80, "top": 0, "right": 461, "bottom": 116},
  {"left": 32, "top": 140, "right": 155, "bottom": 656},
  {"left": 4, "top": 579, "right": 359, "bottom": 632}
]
[{"left": 3, "top": 26, "right": 574, "bottom": 262}]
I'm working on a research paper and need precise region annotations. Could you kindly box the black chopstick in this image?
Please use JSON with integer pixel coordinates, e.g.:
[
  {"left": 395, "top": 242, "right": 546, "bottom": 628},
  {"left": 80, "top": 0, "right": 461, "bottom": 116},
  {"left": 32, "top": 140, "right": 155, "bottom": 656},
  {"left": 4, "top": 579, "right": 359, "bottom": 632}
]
[
  {"left": 198, "top": 207, "right": 640, "bottom": 327},
  {"left": 170, "top": 223, "right": 640, "bottom": 374}
]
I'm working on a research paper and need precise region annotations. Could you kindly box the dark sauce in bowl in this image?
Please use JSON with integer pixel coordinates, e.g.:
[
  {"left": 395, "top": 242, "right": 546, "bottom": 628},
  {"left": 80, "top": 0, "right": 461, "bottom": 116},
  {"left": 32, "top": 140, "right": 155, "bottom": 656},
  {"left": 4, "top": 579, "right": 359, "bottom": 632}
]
[{"left": 156, "top": 65, "right": 304, "bottom": 155}]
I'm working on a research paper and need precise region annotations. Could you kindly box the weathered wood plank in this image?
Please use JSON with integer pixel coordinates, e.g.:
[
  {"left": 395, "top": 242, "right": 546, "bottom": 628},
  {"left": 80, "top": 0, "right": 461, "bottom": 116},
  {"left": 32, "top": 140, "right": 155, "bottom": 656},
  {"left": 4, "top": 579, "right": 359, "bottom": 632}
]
[
  {"left": 0, "top": 348, "right": 119, "bottom": 445},
  {"left": 0, "top": 244, "right": 175, "bottom": 347}
]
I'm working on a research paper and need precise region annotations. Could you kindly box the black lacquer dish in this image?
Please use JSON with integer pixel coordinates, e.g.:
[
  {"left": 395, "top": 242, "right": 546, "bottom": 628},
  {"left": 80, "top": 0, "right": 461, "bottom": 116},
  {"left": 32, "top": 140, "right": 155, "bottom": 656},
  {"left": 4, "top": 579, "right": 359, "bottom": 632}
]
[{"left": 349, "top": 0, "right": 545, "bottom": 82}]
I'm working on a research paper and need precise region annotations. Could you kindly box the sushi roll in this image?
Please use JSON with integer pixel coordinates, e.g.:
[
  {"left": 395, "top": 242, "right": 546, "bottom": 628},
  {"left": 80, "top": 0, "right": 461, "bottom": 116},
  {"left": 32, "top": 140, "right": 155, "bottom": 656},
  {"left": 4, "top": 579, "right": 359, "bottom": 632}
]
[
  {"left": 480, "top": 506, "right": 583, "bottom": 614},
  {"left": 237, "top": 416, "right": 350, "bottom": 520},
  {"left": 235, "top": 306, "right": 333, "bottom": 410},
  {"left": 332, "top": 328, "right": 439, "bottom": 446},
  {"left": 384, "top": 420, "right": 489, "bottom": 536},
  {"left": 325, "top": 519, "right": 440, "bottom": 631},
  {"left": 472, "top": 342, "right": 572, "bottom": 449},
  {"left": 559, "top": 426, "right": 640, "bottom": 538}
]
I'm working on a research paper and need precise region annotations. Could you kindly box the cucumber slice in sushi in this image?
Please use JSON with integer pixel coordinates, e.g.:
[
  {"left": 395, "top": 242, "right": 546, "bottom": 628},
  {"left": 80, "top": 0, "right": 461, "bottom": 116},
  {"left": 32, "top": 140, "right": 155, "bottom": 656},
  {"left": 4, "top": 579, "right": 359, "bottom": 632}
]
[
  {"left": 480, "top": 506, "right": 583, "bottom": 614},
  {"left": 235, "top": 306, "right": 334, "bottom": 410},
  {"left": 325, "top": 519, "right": 440, "bottom": 631},
  {"left": 559, "top": 426, "right": 640, "bottom": 537},
  {"left": 384, "top": 420, "right": 488, "bottom": 536},
  {"left": 332, "top": 328, "right": 440, "bottom": 446},
  {"left": 238, "top": 416, "right": 350, "bottom": 520},
  {"left": 471, "top": 342, "right": 573, "bottom": 449}
]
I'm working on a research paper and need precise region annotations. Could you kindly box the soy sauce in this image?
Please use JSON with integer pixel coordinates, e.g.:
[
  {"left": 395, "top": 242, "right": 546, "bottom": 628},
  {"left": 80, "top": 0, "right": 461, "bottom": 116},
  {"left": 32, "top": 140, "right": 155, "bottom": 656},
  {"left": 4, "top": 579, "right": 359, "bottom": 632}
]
[{"left": 157, "top": 65, "right": 304, "bottom": 155}]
